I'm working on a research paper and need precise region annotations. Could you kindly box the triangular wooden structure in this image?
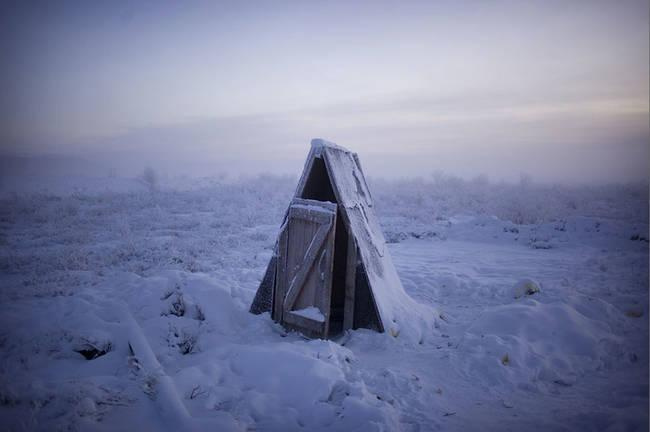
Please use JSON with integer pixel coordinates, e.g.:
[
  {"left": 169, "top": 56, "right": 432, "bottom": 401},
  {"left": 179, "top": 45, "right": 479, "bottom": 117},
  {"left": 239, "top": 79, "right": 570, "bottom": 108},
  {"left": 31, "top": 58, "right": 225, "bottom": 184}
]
[{"left": 250, "top": 139, "right": 418, "bottom": 338}]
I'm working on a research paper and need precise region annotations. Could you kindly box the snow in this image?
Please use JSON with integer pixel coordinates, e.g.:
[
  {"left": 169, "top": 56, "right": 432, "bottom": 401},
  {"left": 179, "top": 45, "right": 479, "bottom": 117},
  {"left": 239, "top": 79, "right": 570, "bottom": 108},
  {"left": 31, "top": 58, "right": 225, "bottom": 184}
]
[
  {"left": 513, "top": 278, "right": 541, "bottom": 298},
  {"left": 292, "top": 306, "right": 326, "bottom": 322},
  {"left": 0, "top": 173, "right": 647, "bottom": 431},
  {"left": 310, "top": 138, "right": 349, "bottom": 154}
]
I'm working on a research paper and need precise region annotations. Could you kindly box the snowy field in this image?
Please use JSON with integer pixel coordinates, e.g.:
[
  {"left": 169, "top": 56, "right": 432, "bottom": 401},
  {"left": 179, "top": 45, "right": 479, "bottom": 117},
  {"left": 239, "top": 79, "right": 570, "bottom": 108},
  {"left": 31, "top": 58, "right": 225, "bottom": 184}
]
[{"left": 0, "top": 174, "right": 648, "bottom": 431}]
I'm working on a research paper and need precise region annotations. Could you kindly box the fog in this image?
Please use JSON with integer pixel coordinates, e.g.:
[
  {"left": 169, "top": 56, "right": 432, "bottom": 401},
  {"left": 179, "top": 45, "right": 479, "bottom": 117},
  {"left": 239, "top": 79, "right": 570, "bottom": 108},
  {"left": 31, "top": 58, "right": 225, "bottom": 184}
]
[{"left": 1, "top": 1, "right": 648, "bottom": 183}]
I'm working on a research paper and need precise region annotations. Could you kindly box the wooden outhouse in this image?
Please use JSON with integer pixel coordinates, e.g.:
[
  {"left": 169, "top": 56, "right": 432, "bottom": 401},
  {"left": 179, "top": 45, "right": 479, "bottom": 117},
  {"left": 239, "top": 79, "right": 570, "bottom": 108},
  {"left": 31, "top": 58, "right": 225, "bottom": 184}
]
[{"left": 250, "top": 139, "right": 413, "bottom": 339}]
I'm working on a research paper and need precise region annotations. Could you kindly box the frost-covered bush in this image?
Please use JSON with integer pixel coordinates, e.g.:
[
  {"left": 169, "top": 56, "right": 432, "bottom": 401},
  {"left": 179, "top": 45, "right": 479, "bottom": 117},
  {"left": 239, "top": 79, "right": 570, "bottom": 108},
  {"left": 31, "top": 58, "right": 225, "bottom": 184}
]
[
  {"left": 371, "top": 174, "right": 648, "bottom": 225},
  {"left": 140, "top": 167, "right": 158, "bottom": 193},
  {"left": 0, "top": 175, "right": 295, "bottom": 300},
  {"left": 1, "top": 173, "right": 646, "bottom": 301}
]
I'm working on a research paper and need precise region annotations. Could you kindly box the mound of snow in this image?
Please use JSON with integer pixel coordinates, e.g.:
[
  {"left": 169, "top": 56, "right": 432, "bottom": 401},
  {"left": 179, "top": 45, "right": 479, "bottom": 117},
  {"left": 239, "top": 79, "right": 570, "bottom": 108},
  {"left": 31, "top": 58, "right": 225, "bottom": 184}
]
[
  {"left": 513, "top": 278, "right": 541, "bottom": 299},
  {"left": 458, "top": 298, "right": 621, "bottom": 391}
]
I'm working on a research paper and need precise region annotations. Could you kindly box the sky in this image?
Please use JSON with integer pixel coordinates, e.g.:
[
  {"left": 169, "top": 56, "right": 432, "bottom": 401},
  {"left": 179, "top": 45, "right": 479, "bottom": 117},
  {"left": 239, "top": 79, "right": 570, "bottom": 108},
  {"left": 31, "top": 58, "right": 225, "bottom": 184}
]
[{"left": 1, "top": 0, "right": 648, "bottom": 183}]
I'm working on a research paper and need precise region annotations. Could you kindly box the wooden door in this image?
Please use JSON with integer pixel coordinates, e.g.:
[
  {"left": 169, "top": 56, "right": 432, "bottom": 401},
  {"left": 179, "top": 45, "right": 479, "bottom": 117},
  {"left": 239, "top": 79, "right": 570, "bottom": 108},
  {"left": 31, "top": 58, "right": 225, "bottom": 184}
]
[{"left": 274, "top": 198, "right": 337, "bottom": 338}]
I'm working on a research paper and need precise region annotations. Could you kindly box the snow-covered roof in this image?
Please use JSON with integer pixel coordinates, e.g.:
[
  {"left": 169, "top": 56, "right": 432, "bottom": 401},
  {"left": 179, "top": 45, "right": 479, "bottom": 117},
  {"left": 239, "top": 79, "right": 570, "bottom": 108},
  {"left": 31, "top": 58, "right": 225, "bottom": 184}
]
[
  {"left": 315, "top": 143, "right": 430, "bottom": 338},
  {"left": 309, "top": 138, "right": 350, "bottom": 154}
]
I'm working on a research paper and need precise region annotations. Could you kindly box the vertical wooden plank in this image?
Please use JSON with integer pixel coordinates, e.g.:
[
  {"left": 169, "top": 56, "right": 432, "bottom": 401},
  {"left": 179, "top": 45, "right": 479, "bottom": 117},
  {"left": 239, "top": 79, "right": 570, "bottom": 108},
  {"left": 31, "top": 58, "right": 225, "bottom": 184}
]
[
  {"left": 343, "top": 232, "right": 357, "bottom": 331},
  {"left": 274, "top": 225, "right": 288, "bottom": 324},
  {"left": 320, "top": 212, "right": 336, "bottom": 338}
]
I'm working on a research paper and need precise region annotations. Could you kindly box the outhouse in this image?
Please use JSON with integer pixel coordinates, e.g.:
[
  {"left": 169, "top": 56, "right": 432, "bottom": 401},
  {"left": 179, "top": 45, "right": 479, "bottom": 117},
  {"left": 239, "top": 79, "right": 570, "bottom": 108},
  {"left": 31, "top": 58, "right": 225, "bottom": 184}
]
[{"left": 250, "top": 139, "right": 414, "bottom": 339}]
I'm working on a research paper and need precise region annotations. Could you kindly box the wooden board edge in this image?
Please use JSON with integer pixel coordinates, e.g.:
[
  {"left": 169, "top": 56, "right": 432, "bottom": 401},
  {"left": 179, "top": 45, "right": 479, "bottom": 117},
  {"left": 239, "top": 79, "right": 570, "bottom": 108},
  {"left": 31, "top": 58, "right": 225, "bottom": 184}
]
[
  {"left": 273, "top": 225, "right": 289, "bottom": 324},
  {"left": 343, "top": 235, "right": 357, "bottom": 331}
]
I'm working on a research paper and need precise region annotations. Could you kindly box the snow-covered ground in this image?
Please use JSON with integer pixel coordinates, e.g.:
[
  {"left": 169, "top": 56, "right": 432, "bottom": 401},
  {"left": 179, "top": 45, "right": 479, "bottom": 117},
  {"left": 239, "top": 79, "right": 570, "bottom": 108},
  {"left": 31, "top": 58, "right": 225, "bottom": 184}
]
[{"left": 0, "top": 174, "right": 648, "bottom": 431}]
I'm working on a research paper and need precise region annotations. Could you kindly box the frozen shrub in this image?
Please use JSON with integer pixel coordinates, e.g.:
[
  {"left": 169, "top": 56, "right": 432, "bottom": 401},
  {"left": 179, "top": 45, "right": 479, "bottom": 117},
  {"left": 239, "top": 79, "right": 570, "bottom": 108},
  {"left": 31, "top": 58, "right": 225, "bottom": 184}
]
[
  {"left": 371, "top": 174, "right": 648, "bottom": 225},
  {"left": 1, "top": 173, "right": 646, "bottom": 301},
  {"left": 140, "top": 167, "right": 158, "bottom": 193},
  {"left": 177, "top": 331, "right": 198, "bottom": 355},
  {"left": 166, "top": 324, "right": 199, "bottom": 355},
  {"left": 166, "top": 293, "right": 185, "bottom": 317}
]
